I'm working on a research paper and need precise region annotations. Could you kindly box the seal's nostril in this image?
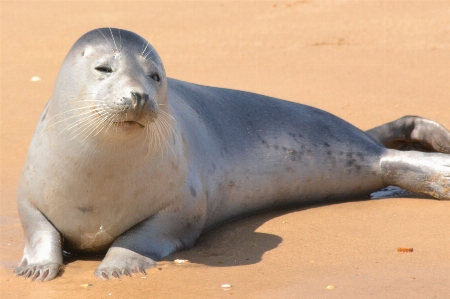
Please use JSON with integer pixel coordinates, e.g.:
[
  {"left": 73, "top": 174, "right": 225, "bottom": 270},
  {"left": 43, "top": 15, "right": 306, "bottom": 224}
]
[{"left": 131, "top": 92, "right": 142, "bottom": 102}]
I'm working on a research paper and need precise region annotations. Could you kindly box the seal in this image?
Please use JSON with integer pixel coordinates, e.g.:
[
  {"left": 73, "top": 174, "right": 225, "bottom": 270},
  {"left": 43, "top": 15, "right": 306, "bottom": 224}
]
[{"left": 15, "top": 28, "right": 450, "bottom": 281}]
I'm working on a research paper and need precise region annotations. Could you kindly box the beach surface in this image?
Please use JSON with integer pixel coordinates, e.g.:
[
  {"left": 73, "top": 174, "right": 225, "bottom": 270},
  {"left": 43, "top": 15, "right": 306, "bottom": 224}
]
[{"left": 1, "top": 1, "right": 449, "bottom": 298}]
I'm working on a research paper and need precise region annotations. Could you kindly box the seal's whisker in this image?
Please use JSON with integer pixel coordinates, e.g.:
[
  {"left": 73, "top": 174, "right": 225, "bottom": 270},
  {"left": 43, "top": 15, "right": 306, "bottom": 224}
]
[
  {"left": 158, "top": 116, "right": 176, "bottom": 158},
  {"left": 152, "top": 121, "right": 162, "bottom": 156},
  {"left": 50, "top": 110, "right": 101, "bottom": 132},
  {"left": 64, "top": 107, "right": 110, "bottom": 134},
  {"left": 143, "top": 122, "right": 153, "bottom": 159},
  {"left": 141, "top": 42, "right": 150, "bottom": 58},
  {"left": 64, "top": 110, "right": 104, "bottom": 132},
  {"left": 142, "top": 121, "right": 149, "bottom": 142},
  {"left": 147, "top": 123, "right": 156, "bottom": 152},
  {"left": 49, "top": 106, "right": 100, "bottom": 122},
  {"left": 103, "top": 113, "right": 119, "bottom": 134},
  {"left": 84, "top": 113, "right": 115, "bottom": 140},
  {"left": 109, "top": 27, "right": 119, "bottom": 53},
  {"left": 97, "top": 28, "right": 115, "bottom": 54},
  {"left": 157, "top": 116, "right": 171, "bottom": 139},
  {"left": 144, "top": 47, "right": 154, "bottom": 60},
  {"left": 159, "top": 113, "right": 176, "bottom": 140},
  {"left": 74, "top": 110, "right": 114, "bottom": 141},
  {"left": 154, "top": 119, "right": 172, "bottom": 159},
  {"left": 46, "top": 104, "right": 100, "bottom": 122},
  {"left": 60, "top": 112, "right": 101, "bottom": 133},
  {"left": 159, "top": 109, "right": 176, "bottom": 122},
  {"left": 79, "top": 118, "right": 105, "bottom": 141},
  {"left": 118, "top": 29, "right": 123, "bottom": 52},
  {"left": 61, "top": 105, "right": 110, "bottom": 127},
  {"left": 67, "top": 114, "right": 105, "bottom": 140}
]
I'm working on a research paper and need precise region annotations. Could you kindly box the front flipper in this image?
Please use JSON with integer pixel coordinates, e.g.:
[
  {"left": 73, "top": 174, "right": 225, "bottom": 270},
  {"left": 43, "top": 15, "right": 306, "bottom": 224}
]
[
  {"left": 15, "top": 200, "right": 63, "bottom": 281},
  {"left": 366, "top": 115, "right": 450, "bottom": 153},
  {"left": 95, "top": 207, "right": 205, "bottom": 279}
]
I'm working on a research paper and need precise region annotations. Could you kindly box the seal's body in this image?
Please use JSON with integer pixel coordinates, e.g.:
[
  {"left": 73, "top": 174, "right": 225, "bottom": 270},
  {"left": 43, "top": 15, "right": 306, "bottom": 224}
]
[{"left": 16, "top": 28, "right": 450, "bottom": 281}]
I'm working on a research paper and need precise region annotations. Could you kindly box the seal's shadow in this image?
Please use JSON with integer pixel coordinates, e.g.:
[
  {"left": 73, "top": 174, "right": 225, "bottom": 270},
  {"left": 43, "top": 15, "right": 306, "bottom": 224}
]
[
  {"left": 165, "top": 187, "right": 431, "bottom": 267},
  {"left": 163, "top": 205, "right": 315, "bottom": 267}
]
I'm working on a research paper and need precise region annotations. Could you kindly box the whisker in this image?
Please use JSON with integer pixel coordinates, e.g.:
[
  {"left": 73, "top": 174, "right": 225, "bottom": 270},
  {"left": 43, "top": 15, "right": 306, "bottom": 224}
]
[
  {"left": 97, "top": 29, "right": 115, "bottom": 53},
  {"left": 67, "top": 114, "right": 105, "bottom": 140},
  {"left": 159, "top": 109, "right": 176, "bottom": 122},
  {"left": 60, "top": 112, "right": 101, "bottom": 132},
  {"left": 84, "top": 113, "right": 114, "bottom": 140},
  {"left": 155, "top": 122, "right": 170, "bottom": 158},
  {"left": 158, "top": 116, "right": 176, "bottom": 157},
  {"left": 103, "top": 113, "right": 118, "bottom": 134},
  {"left": 72, "top": 110, "right": 115, "bottom": 141},
  {"left": 141, "top": 42, "right": 149, "bottom": 58},
  {"left": 109, "top": 27, "right": 119, "bottom": 53},
  {"left": 144, "top": 47, "right": 154, "bottom": 60},
  {"left": 65, "top": 110, "right": 104, "bottom": 131},
  {"left": 48, "top": 109, "right": 99, "bottom": 129},
  {"left": 118, "top": 29, "right": 123, "bottom": 52}
]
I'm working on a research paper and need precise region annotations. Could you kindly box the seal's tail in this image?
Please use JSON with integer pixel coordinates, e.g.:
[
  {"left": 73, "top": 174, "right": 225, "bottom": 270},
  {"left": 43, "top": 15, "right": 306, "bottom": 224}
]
[{"left": 381, "top": 150, "right": 450, "bottom": 200}]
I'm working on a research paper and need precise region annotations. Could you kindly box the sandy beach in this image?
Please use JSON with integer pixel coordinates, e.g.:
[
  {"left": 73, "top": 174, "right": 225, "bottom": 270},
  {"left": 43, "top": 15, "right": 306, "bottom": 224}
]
[{"left": 1, "top": 1, "right": 449, "bottom": 298}]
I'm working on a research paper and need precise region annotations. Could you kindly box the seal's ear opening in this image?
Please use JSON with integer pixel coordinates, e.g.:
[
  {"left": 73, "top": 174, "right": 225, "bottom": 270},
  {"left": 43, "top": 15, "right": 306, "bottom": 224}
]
[{"left": 81, "top": 47, "right": 94, "bottom": 57}]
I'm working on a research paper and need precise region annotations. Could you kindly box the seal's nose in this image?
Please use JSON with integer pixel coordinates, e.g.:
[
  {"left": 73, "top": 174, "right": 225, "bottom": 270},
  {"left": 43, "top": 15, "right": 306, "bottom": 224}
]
[{"left": 129, "top": 91, "right": 157, "bottom": 114}]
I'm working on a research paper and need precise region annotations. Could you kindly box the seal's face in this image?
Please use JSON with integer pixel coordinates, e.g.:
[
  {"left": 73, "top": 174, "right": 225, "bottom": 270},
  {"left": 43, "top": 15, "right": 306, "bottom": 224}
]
[{"left": 49, "top": 28, "right": 171, "bottom": 142}]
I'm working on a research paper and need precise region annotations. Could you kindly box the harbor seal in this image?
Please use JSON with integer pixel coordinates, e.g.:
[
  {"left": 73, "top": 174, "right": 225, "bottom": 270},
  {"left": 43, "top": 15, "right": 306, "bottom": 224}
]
[{"left": 16, "top": 28, "right": 450, "bottom": 281}]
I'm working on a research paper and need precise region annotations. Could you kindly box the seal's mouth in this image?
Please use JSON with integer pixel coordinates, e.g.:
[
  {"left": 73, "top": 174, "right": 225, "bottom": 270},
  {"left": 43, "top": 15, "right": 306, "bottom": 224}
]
[{"left": 122, "top": 120, "right": 145, "bottom": 128}]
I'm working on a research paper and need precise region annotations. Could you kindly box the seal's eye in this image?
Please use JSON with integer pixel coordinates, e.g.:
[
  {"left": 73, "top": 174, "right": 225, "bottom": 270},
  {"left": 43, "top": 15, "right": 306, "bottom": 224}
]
[
  {"left": 95, "top": 66, "right": 113, "bottom": 73},
  {"left": 150, "top": 73, "right": 160, "bottom": 82}
]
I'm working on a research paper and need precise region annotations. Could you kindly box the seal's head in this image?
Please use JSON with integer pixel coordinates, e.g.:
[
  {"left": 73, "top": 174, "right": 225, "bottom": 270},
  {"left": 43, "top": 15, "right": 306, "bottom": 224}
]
[{"left": 49, "top": 28, "right": 171, "bottom": 142}]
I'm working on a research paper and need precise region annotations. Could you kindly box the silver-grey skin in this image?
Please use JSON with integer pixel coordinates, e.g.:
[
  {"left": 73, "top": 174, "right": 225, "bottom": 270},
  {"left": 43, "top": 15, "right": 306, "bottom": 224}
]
[{"left": 16, "top": 28, "right": 450, "bottom": 281}]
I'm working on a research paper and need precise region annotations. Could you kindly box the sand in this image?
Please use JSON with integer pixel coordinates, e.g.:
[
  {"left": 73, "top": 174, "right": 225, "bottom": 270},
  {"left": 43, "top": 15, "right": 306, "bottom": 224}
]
[{"left": 1, "top": 1, "right": 449, "bottom": 298}]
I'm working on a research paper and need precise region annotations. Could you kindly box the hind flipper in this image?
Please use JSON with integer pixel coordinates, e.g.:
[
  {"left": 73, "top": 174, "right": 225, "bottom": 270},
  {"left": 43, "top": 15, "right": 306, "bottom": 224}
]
[
  {"left": 366, "top": 116, "right": 450, "bottom": 153},
  {"left": 381, "top": 150, "right": 450, "bottom": 200}
]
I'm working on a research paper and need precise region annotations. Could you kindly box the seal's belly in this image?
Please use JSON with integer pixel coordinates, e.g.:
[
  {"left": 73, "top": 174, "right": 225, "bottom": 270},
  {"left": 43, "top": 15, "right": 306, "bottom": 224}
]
[
  {"left": 34, "top": 162, "right": 181, "bottom": 251},
  {"left": 43, "top": 199, "right": 140, "bottom": 251}
]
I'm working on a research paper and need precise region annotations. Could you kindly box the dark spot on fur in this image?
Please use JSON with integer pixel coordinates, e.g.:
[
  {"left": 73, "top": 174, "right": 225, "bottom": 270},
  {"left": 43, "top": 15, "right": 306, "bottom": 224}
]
[
  {"left": 274, "top": 145, "right": 280, "bottom": 150},
  {"left": 190, "top": 186, "right": 197, "bottom": 197},
  {"left": 257, "top": 135, "right": 271, "bottom": 149},
  {"left": 77, "top": 206, "right": 93, "bottom": 213},
  {"left": 346, "top": 159, "right": 356, "bottom": 167},
  {"left": 285, "top": 166, "right": 294, "bottom": 173},
  {"left": 323, "top": 142, "right": 330, "bottom": 148},
  {"left": 280, "top": 146, "right": 304, "bottom": 161},
  {"left": 288, "top": 132, "right": 304, "bottom": 144},
  {"left": 356, "top": 152, "right": 366, "bottom": 161},
  {"left": 228, "top": 180, "right": 236, "bottom": 188}
]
